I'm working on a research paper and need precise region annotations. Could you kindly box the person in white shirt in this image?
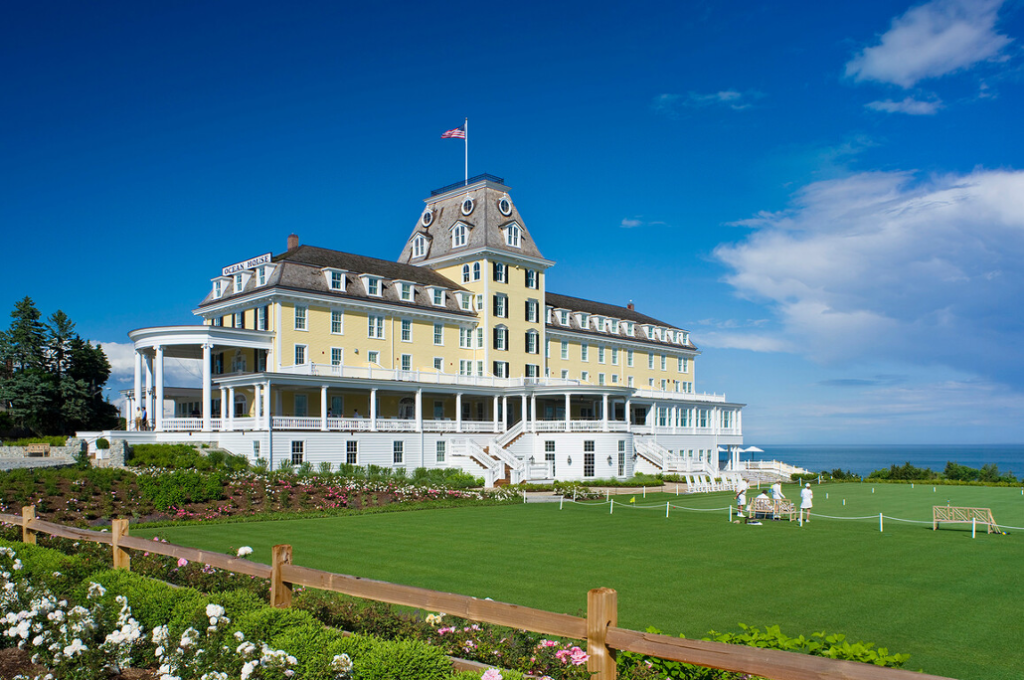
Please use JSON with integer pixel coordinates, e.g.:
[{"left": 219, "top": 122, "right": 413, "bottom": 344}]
[
  {"left": 800, "top": 483, "right": 814, "bottom": 523},
  {"left": 771, "top": 481, "right": 785, "bottom": 500},
  {"left": 735, "top": 478, "right": 749, "bottom": 517}
]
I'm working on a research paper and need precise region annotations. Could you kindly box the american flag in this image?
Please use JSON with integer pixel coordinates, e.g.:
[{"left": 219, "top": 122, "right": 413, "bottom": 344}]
[{"left": 441, "top": 125, "right": 466, "bottom": 139}]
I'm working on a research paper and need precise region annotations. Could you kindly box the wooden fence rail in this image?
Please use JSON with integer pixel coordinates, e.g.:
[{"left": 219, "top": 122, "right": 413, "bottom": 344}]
[{"left": 0, "top": 508, "right": 952, "bottom": 680}]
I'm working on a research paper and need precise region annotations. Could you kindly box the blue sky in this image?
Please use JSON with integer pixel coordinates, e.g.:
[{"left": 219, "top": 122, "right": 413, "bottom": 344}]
[{"left": 3, "top": 0, "right": 1023, "bottom": 444}]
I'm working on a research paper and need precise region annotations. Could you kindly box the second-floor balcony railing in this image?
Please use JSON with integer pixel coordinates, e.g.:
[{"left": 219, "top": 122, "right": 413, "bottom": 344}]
[{"left": 276, "top": 363, "right": 585, "bottom": 389}]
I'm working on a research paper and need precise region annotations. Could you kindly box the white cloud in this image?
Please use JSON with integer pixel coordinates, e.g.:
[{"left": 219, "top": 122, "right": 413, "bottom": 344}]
[
  {"left": 653, "top": 90, "right": 763, "bottom": 116},
  {"left": 620, "top": 218, "right": 644, "bottom": 228},
  {"left": 845, "top": 0, "right": 1012, "bottom": 88},
  {"left": 714, "top": 168, "right": 1024, "bottom": 387},
  {"left": 97, "top": 341, "right": 203, "bottom": 388},
  {"left": 865, "top": 96, "right": 944, "bottom": 115},
  {"left": 697, "top": 332, "right": 790, "bottom": 353}
]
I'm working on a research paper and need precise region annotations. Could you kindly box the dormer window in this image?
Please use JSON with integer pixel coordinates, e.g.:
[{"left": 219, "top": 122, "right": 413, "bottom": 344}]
[
  {"left": 642, "top": 325, "right": 653, "bottom": 339},
  {"left": 430, "top": 288, "right": 445, "bottom": 306},
  {"left": 257, "top": 266, "right": 267, "bottom": 286},
  {"left": 559, "top": 310, "right": 569, "bottom": 325},
  {"left": 213, "top": 280, "right": 223, "bottom": 299},
  {"left": 452, "top": 224, "right": 468, "bottom": 248},
  {"left": 625, "top": 322, "right": 634, "bottom": 336},
  {"left": 234, "top": 273, "right": 243, "bottom": 293},
  {"left": 576, "top": 313, "right": 589, "bottom": 328},
  {"left": 682, "top": 332, "right": 690, "bottom": 345},
  {"left": 412, "top": 235, "right": 428, "bottom": 258},
  {"left": 611, "top": 320, "right": 619, "bottom": 334},
  {"left": 592, "top": 316, "right": 603, "bottom": 331},
  {"left": 458, "top": 292, "right": 472, "bottom": 311},
  {"left": 322, "top": 268, "right": 347, "bottom": 292},
  {"left": 504, "top": 223, "right": 522, "bottom": 248},
  {"left": 360, "top": 275, "right": 382, "bottom": 297},
  {"left": 399, "top": 282, "right": 414, "bottom": 302}
]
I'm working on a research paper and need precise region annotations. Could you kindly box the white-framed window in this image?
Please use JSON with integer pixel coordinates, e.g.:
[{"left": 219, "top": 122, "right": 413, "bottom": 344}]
[
  {"left": 294, "top": 344, "right": 307, "bottom": 365},
  {"left": 393, "top": 441, "right": 404, "bottom": 464},
  {"left": 493, "top": 294, "right": 507, "bottom": 318},
  {"left": 612, "top": 348, "right": 619, "bottom": 365},
  {"left": 649, "top": 378, "right": 655, "bottom": 387},
  {"left": 674, "top": 380, "right": 680, "bottom": 392},
  {"left": 505, "top": 224, "right": 521, "bottom": 248},
  {"left": 476, "top": 293, "right": 484, "bottom": 311},
  {"left": 346, "top": 441, "right": 358, "bottom": 465},
  {"left": 598, "top": 346, "right": 606, "bottom": 364},
  {"left": 412, "top": 235, "right": 427, "bottom": 258},
  {"left": 252, "top": 440, "right": 260, "bottom": 458},
  {"left": 331, "top": 310, "right": 344, "bottom": 334},
  {"left": 526, "top": 330, "right": 539, "bottom": 354},
  {"left": 559, "top": 310, "right": 569, "bottom": 325},
  {"left": 294, "top": 306, "right": 307, "bottom": 331},
  {"left": 457, "top": 293, "right": 471, "bottom": 311},
  {"left": 493, "top": 325, "right": 508, "bottom": 351},
  {"left": 232, "top": 350, "right": 246, "bottom": 373},
  {"left": 433, "top": 323, "right": 444, "bottom": 345},
  {"left": 401, "top": 354, "right": 412, "bottom": 371},
  {"left": 648, "top": 353, "right": 654, "bottom": 369},
  {"left": 625, "top": 322, "right": 634, "bottom": 336},
  {"left": 367, "top": 350, "right": 380, "bottom": 364},
  {"left": 628, "top": 376, "right": 634, "bottom": 387},
  {"left": 459, "top": 327, "right": 472, "bottom": 348},
  {"left": 401, "top": 319, "right": 412, "bottom": 342},
  {"left": 213, "top": 280, "right": 223, "bottom": 298},
  {"left": 581, "top": 343, "right": 589, "bottom": 361},
  {"left": 578, "top": 313, "right": 589, "bottom": 328},
  {"left": 681, "top": 357, "right": 689, "bottom": 373},
  {"left": 627, "top": 349, "right": 634, "bottom": 367},
  {"left": 432, "top": 288, "right": 445, "bottom": 306},
  {"left": 561, "top": 341, "right": 569, "bottom": 360},
  {"left": 368, "top": 315, "right": 385, "bottom": 339},
  {"left": 581, "top": 371, "right": 589, "bottom": 382},
  {"left": 525, "top": 300, "right": 539, "bottom": 323},
  {"left": 611, "top": 320, "right": 619, "bottom": 334},
  {"left": 290, "top": 441, "right": 304, "bottom": 465},
  {"left": 661, "top": 379, "right": 667, "bottom": 390},
  {"left": 257, "top": 306, "right": 267, "bottom": 331},
  {"left": 493, "top": 262, "right": 507, "bottom": 283},
  {"left": 436, "top": 440, "right": 446, "bottom": 463},
  {"left": 661, "top": 355, "right": 667, "bottom": 371},
  {"left": 561, "top": 369, "right": 569, "bottom": 379},
  {"left": 433, "top": 357, "right": 443, "bottom": 371},
  {"left": 473, "top": 262, "right": 481, "bottom": 280},
  {"left": 493, "top": 361, "right": 509, "bottom": 378},
  {"left": 525, "top": 269, "right": 538, "bottom": 289},
  {"left": 682, "top": 332, "right": 690, "bottom": 344},
  {"left": 331, "top": 347, "right": 343, "bottom": 366},
  {"left": 462, "top": 264, "right": 471, "bottom": 283},
  {"left": 611, "top": 374, "right": 619, "bottom": 383},
  {"left": 526, "top": 364, "right": 540, "bottom": 378},
  {"left": 233, "top": 312, "right": 243, "bottom": 328},
  {"left": 598, "top": 373, "right": 605, "bottom": 385},
  {"left": 476, "top": 327, "right": 484, "bottom": 348},
  {"left": 452, "top": 224, "right": 467, "bottom": 248},
  {"left": 257, "top": 267, "right": 266, "bottom": 286},
  {"left": 234, "top": 273, "right": 243, "bottom": 293},
  {"left": 459, "top": 359, "right": 472, "bottom": 376},
  {"left": 366, "top": 277, "right": 381, "bottom": 296},
  {"left": 400, "top": 283, "right": 413, "bottom": 301},
  {"left": 545, "top": 339, "right": 550, "bottom": 358},
  {"left": 330, "top": 270, "right": 344, "bottom": 291}
]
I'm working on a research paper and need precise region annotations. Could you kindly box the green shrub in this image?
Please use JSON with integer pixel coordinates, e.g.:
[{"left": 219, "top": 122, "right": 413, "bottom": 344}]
[
  {"left": 359, "top": 636, "right": 452, "bottom": 680},
  {"left": 0, "top": 538, "right": 95, "bottom": 592},
  {"left": 82, "top": 569, "right": 204, "bottom": 633},
  {"left": 136, "top": 469, "right": 226, "bottom": 510},
  {"left": 8, "top": 436, "right": 68, "bottom": 447},
  {"left": 235, "top": 606, "right": 319, "bottom": 643},
  {"left": 213, "top": 588, "right": 268, "bottom": 614},
  {"left": 95, "top": 438, "right": 110, "bottom": 450},
  {"left": 269, "top": 624, "right": 352, "bottom": 680},
  {"left": 411, "top": 467, "right": 483, "bottom": 489}
]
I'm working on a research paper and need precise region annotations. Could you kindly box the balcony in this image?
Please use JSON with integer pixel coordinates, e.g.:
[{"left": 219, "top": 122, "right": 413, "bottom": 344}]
[{"left": 276, "top": 363, "right": 587, "bottom": 389}]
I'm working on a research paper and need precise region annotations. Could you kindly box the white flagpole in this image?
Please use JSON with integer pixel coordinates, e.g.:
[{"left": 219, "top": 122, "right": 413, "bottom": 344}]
[{"left": 464, "top": 117, "right": 468, "bottom": 185}]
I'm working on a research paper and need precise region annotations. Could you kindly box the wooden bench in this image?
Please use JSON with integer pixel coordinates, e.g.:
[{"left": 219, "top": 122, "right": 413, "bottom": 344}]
[
  {"left": 933, "top": 506, "right": 998, "bottom": 534},
  {"left": 25, "top": 443, "right": 50, "bottom": 457},
  {"left": 746, "top": 497, "right": 796, "bottom": 522}
]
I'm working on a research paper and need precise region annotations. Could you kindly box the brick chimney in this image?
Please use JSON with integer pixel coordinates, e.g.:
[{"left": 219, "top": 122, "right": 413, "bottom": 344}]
[
  {"left": 287, "top": 234, "right": 299, "bottom": 251},
  {"left": 627, "top": 300, "right": 635, "bottom": 311}
]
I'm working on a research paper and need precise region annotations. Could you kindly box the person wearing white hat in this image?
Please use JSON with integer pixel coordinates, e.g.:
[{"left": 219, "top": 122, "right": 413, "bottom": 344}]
[{"left": 800, "top": 483, "right": 814, "bottom": 523}]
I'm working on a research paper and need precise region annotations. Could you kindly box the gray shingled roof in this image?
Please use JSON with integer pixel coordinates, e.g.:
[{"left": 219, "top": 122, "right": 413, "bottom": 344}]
[
  {"left": 545, "top": 292, "right": 696, "bottom": 350},
  {"left": 396, "top": 179, "right": 546, "bottom": 264},
  {"left": 197, "top": 245, "right": 473, "bottom": 317}
]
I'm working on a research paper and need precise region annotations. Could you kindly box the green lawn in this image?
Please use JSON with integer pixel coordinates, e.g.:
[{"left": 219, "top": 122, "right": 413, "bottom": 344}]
[{"left": 132, "top": 483, "right": 1024, "bottom": 680}]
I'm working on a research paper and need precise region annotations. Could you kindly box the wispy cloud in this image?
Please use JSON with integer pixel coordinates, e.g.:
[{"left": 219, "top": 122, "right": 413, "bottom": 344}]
[
  {"left": 713, "top": 168, "right": 1024, "bottom": 388},
  {"left": 697, "top": 332, "right": 790, "bottom": 353},
  {"left": 100, "top": 341, "right": 203, "bottom": 388},
  {"left": 619, "top": 216, "right": 667, "bottom": 229},
  {"left": 865, "top": 96, "right": 944, "bottom": 115},
  {"left": 653, "top": 89, "right": 764, "bottom": 117},
  {"left": 845, "top": 0, "right": 1012, "bottom": 88}
]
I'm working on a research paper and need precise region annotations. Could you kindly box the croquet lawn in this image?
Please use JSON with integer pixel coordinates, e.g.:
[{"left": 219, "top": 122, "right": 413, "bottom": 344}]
[{"left": 133, "top": 483, "right": 1024, "bottom": 680}]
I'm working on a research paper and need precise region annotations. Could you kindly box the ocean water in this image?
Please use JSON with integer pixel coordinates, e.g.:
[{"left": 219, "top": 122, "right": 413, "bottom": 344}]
[{"left": 734, "top": 444, "right": 1024, "bottom": 479}]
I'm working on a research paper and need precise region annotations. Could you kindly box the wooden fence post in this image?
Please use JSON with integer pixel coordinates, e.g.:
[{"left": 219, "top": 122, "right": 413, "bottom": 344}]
[
  {"left": 111, "top": 519, "right": 131, "bottom": 571},
  {"left": 21, "top": 506, "right": 36, "bottom": 545},
  {"left": 587, "top": 587, "right": 618, "bottom": 680},
  {"left": 270, "top": 544, "right": 293, "bottom": 608}
]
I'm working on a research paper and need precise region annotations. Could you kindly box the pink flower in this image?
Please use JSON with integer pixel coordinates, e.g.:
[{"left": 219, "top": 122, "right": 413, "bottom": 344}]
[
  {"left": 177, "top": 557, "right": 188, "bottom": 567},
  {"left": 569, "top": 647, "right": 588, "bottom": 666},
  {"left": 481, "top": 669, "right": 502, "bottom": 680}
]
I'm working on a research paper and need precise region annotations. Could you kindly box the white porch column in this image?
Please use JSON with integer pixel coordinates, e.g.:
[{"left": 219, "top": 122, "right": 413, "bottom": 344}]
[
  {"left": 320, "top": 385, "right": 329, "bottom": 431},
  {"left": 530, "top": 394, "right": 537, "bottom": 433},
  {"left": 220, "top": 387, "right": 227, "bottom": 429},
  {"left": 602, "top": 393, "right": 609, "bottom": 432},
  {"left": 564, "top": 393, "right": 571, "bottom": 432},
  {"left": 201, "top": 343, "right": 212, "bottom": 432},
  {"left": 671, "top": 404, "right": 677, "bottom": 434},
  {"left": 415, "top": 388, "right": 423, "bottom": 433},
  {"left": 133, "top": 351, "right": 142, "bottom": 430},
  {"left": 154, "top": 345, "right": 164, "bottom": 431},
  {"left": 143, "top": 352, "right": 154, "bottom": 428},
  {"left": 625, "top": 398, "right": 632, "bottom": 433},
  {"left": 456, "top": 393, "right": 463, "bottom": 433},
  {"left": 227, "top": 386, "right": 235, "bottom": 431},
  {"left": 370, "top": 388, "right": 378, "bottom": 431},
  {"left": 254, "top": 383, "right": 263, "bottom": 429},
  {"left": 492, "top": 395, "right": 499, "bottom": 432},
  {"left": 520, "top": 394, "right": 527, "bottom": 430},
  {"left": 264, "top": 381, "right": 272, "bottom": 429},
  {"left": 502, "top": 396, "right": 508, "bottom": 431}
]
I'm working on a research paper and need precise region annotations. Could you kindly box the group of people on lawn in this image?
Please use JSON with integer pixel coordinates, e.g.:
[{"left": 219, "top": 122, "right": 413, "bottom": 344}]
[{"left": 735, "top": 479, "right": 813, "bottom": 523}]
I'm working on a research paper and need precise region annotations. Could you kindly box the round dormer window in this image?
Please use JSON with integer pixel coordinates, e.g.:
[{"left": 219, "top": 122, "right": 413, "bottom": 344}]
[
  {"left": 421, "top": 209, "right": 434, "bottom": 227},
  {"left": 498, "top": 197, "right": 512, "bottom": 216},
  {"left": 461, "top": 197, "right": 475, "bottom": 216}
]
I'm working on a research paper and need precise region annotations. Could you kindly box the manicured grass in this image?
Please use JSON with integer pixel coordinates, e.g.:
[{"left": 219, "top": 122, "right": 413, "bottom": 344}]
[{"left": 133, "top": 483, "right": 1024, "bottom": 680}]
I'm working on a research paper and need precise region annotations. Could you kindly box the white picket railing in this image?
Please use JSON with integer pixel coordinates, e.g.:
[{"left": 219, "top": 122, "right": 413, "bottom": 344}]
[{"left": 277, "top": 363, "right": 585, "bottom": 389}]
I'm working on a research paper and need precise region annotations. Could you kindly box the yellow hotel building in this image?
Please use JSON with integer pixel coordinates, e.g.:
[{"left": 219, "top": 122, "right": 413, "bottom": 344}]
[{"left": 114, "top": 175, "right": 745, "bottom": 484}]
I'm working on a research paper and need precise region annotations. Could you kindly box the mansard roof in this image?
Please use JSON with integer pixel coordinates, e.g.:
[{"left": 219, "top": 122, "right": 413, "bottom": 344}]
[
  {"left": 545, "top": 292, "right": 697, "bottom": 351},
  {"left": 396, "top": 175, "right": 547, "bottom": 264},
  {"left": 197, "top": 245, "right": 473, "bottom": 317}
]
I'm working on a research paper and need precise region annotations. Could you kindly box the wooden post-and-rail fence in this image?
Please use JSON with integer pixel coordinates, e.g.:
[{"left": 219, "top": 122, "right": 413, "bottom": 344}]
[{"left": 1, "top": 507, "right": 953, "bottom": 680}]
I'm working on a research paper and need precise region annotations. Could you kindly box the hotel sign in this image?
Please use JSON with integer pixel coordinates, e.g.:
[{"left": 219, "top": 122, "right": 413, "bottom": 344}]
[{"left": 222, "top": 253, "right": 271, "bottom": 277}]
